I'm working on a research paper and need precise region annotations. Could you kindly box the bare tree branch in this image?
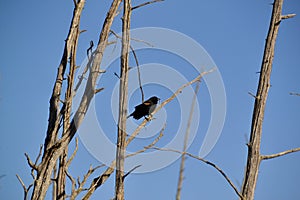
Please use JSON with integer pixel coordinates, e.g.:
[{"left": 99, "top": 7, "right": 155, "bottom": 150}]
[
  {"left": 126, "top": 124, "right": 165, "bottom": 158},
  {"left": 152, "top": 147, "right": 245, "bottom": 200},
  {"left": 289, "top": 92, "right": 300, "bottom": 96},
  {"left": 261, "top": 147, "right": 300, "bottom": 160},
  {"left": 248, "top": 92, "right": 258, "bottom": 99},
  {"left": 82, "top": 69, "right": 213, "bottom": 198},
  {"left": 66, "top": 137, "right": 79, "bottom": 168},
  {"left": 29, "top": 0, "right": 122, "bottom": 199},
  {"left": 82, "top": 165, "right": 115, "bottom": 200},
  {"left": 281, "top": 14, "right": 296, "bottom": 20},
  {"left": 95, "top": 87, "right": 105, "bottom": 94},
  {"left": 16, "top": 174, "right": 33, "bottom": 200},
  {"left": 110, "top": 29, "right": 154, "bottom": 47},
  {"left": 24, "top": 153, "right": 38, "bottom": 171},
  {"left": 115, "top": 0, "right": 131, "bottom": 199},
  {"left": 68, "top": 165, "right": 104, "bottom": 200},
  {"left": 110, "top": 30, "right": 145, "bottom": 102},
  {"left": 241, "top": 1, "right": 289, "bottom": 199},
  {"left": 66, "top": 171, "right": 76, "bottom": 197},
  {"left": 34, "top": 145, "right": 43, "bottom": 166},
  {"left": 123, "top": 165, "right": 142, "bottom": 180},
  {"left": 176, "top": 80, "right": 200, "bottom": 200},
  {"left": 130, "top": 45, "right": 144, "bottom": 102},
  {"left": 131, "top": 0, "right": 164, "bottom": 10}
]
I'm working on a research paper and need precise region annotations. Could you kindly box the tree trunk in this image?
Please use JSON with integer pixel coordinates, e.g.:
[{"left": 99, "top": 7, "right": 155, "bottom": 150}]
[
  {"left": 115, "top": 0, "right": 131, "bottom": 199},
  {"left": 241, "top": 0, "right": 285, "bottom": 199}
]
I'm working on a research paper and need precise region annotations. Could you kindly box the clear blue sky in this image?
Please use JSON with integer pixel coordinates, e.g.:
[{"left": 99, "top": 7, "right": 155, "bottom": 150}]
[{"left": 1, "top": 0, "right": 300, "bottom": 199}]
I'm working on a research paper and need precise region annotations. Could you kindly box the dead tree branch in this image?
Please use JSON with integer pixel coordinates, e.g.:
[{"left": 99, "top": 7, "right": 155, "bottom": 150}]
[
  {"left": 30, "top": 1, "right": 85, "bottom": 198},
  {"left": 126, "top": 125, "right": 165, "bottom": 158},
  {"left": 83, "top": 125, "right": 164, "bottom": 199},
  {"left": 115, "top": 0, "right": 131, "bottom": 199},
  {"left": 110, "top": 30, "right": 145, "bottom": 102},
  {"left": 289, "top": 92, "right": 300, "bottom": 96},
  {"left": 16, "top": 174, "right": 33, "bottom": 200},
  {"left": 24, "top": 153, "right": 38, "bottom": 171},
  {"left": 240, "top": 1, "right": 293, "bottom": 199},
  {"left": 67, "top": 165, "right": 104, "bottom": 200},
  {"left": 131, "top": 0, "right": 164, "bottom": 10},
  {"left": 152, "top": 147, "right": 244, "bottom": 200},
  {"left": 130, "top": 45, "right": 145, "bottom": 102},
  {"left": 176, "top": 80, "right": 200, "bottom": 200},
  {"left": 82, "top": 69, "right": 213, "bottom": 198},
  {"left": 281, "top": 14, "right": 296, "bottom": 20},
  {"left": 66, "top": 138, "right": 79, "bottom": 167},
  {"left": 261, "top": 147, "right": 300, "bottom": 160},
  {"left": 56, "top": 34, "right": 79, "bottom": 199},
  {"left": 82, "top": 165, "right": 115, "bottom": 200},
  {"left": 126, "top": 69, "right": 214, "bottom": 147},
  {"left": 123, "top": 165, "right": 142, "bottom": 180},
  {"left": 29, "top": 0, "right": 122, "bottom": 199}
]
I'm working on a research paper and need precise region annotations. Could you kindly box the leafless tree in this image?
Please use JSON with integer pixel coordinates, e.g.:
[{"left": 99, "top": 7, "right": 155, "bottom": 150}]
[
  {"left": 17, "top": 0, "right": 300, "bottom": 200},
  {"left": 241, "top": 1, "right": 298, "bottom": 199},
  {"left": 18, "top": 0, "right": 122, "bottom": 199}
]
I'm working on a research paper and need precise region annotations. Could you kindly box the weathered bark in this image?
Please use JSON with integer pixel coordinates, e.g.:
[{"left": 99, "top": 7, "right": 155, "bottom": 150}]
[
  {"left": 30, "top": 0, "right": 121, "bottom": 199},
  {"left": 31, "top": 1, "right": 85, "bottom": 199},
  {"left": 56, "top": 15, "right": 79, "bottom": 200},
  {"left": 241, "top": 0, "right": 285, "bottom": 199},
  {"left": 115, "top": 0, "right": 131, "bottom": 199}
]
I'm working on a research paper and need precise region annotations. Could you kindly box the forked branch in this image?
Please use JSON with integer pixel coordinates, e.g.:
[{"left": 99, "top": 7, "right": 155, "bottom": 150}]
[{"left": 16, "top": 174, "right": 33, "bottom": 200}]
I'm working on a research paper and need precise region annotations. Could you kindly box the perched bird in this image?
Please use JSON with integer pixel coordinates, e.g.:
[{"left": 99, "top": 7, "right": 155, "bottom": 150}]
[{"left": 127, "top": 96, "right": 160, "bottom": 120}]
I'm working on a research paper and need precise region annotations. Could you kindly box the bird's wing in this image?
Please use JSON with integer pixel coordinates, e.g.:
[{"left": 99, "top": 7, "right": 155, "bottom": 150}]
[
  {"left": 143, "top": 101, "right": 151, "bottom": 106},
  {"left": 135, "top": 101, "right": 150, "bottom": 108}
]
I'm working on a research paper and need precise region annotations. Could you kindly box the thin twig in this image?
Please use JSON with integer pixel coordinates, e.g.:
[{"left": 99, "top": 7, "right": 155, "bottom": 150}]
[
  {"left": 176, "top": 80, "right": 200, "bottom": 200},
  {"left": 66, "top": 137, "right": 79, "bottom": 167},
  {"left": 110, "top": 29, "right": 154, "bottom": 47},
  {"left": 130, "top": 45, "right": 144, "bottom": 102},
  {"left": 261, "top": 147, "right": 300, "bottom": 160},
  {"left": 16, "top": 174, "right": 27, "bottom": 192},
  {"left": 66, "top": 171, "right": 76, "bottom": 197},
  {"left": 68, "top": 165, "right": 104, "bottom": 200},
  {"left": 16, "top": 174, "right": 33, "bottom": 200},
  {"left": 281, "top": 14, "right": 296, "bottom": 20},
  {"left": 123, "top": 165, "right": 142, "bottom": 180},
  {"left": 34, "top": 145, "right": 43, "bottom": 166},
  {"left": 111, "top": 29, "right": 145, "bottom": 102},
  {"left": 289, "top": 92, "right": 300, "bottom": 96},
  {"left": 152, "top": 147, "right": 245, "bottom": 200},
  {"left": 24, "top": 153, "right": 38, "bottom": 171},
  {"left": 126, "top": 124, "right": 165, "bottom": 158},
  {"left": 95, "top": 87, "right": 105, "bottom": 94},
  {"left": 131, "top": 0, "right": 164, "bottom": 10},
  {"left": 248, "top": 92, "right": 258, "bottom": 99}
]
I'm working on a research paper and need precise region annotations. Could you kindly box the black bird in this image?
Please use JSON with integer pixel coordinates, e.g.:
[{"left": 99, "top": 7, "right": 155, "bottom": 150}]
[{"left": 127, "top": 96, "right": 160, "bottom": 120}]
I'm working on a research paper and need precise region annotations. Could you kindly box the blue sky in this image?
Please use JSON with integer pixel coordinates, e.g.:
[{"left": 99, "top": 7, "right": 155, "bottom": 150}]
[{"left": 1, "top": 0, "right": 300, "bottom": 199}]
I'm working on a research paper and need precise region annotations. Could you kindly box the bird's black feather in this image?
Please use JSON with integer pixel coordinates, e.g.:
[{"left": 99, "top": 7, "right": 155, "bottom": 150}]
[{"left": 128, "top": 96, "right": 160, "bottom": 120}]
